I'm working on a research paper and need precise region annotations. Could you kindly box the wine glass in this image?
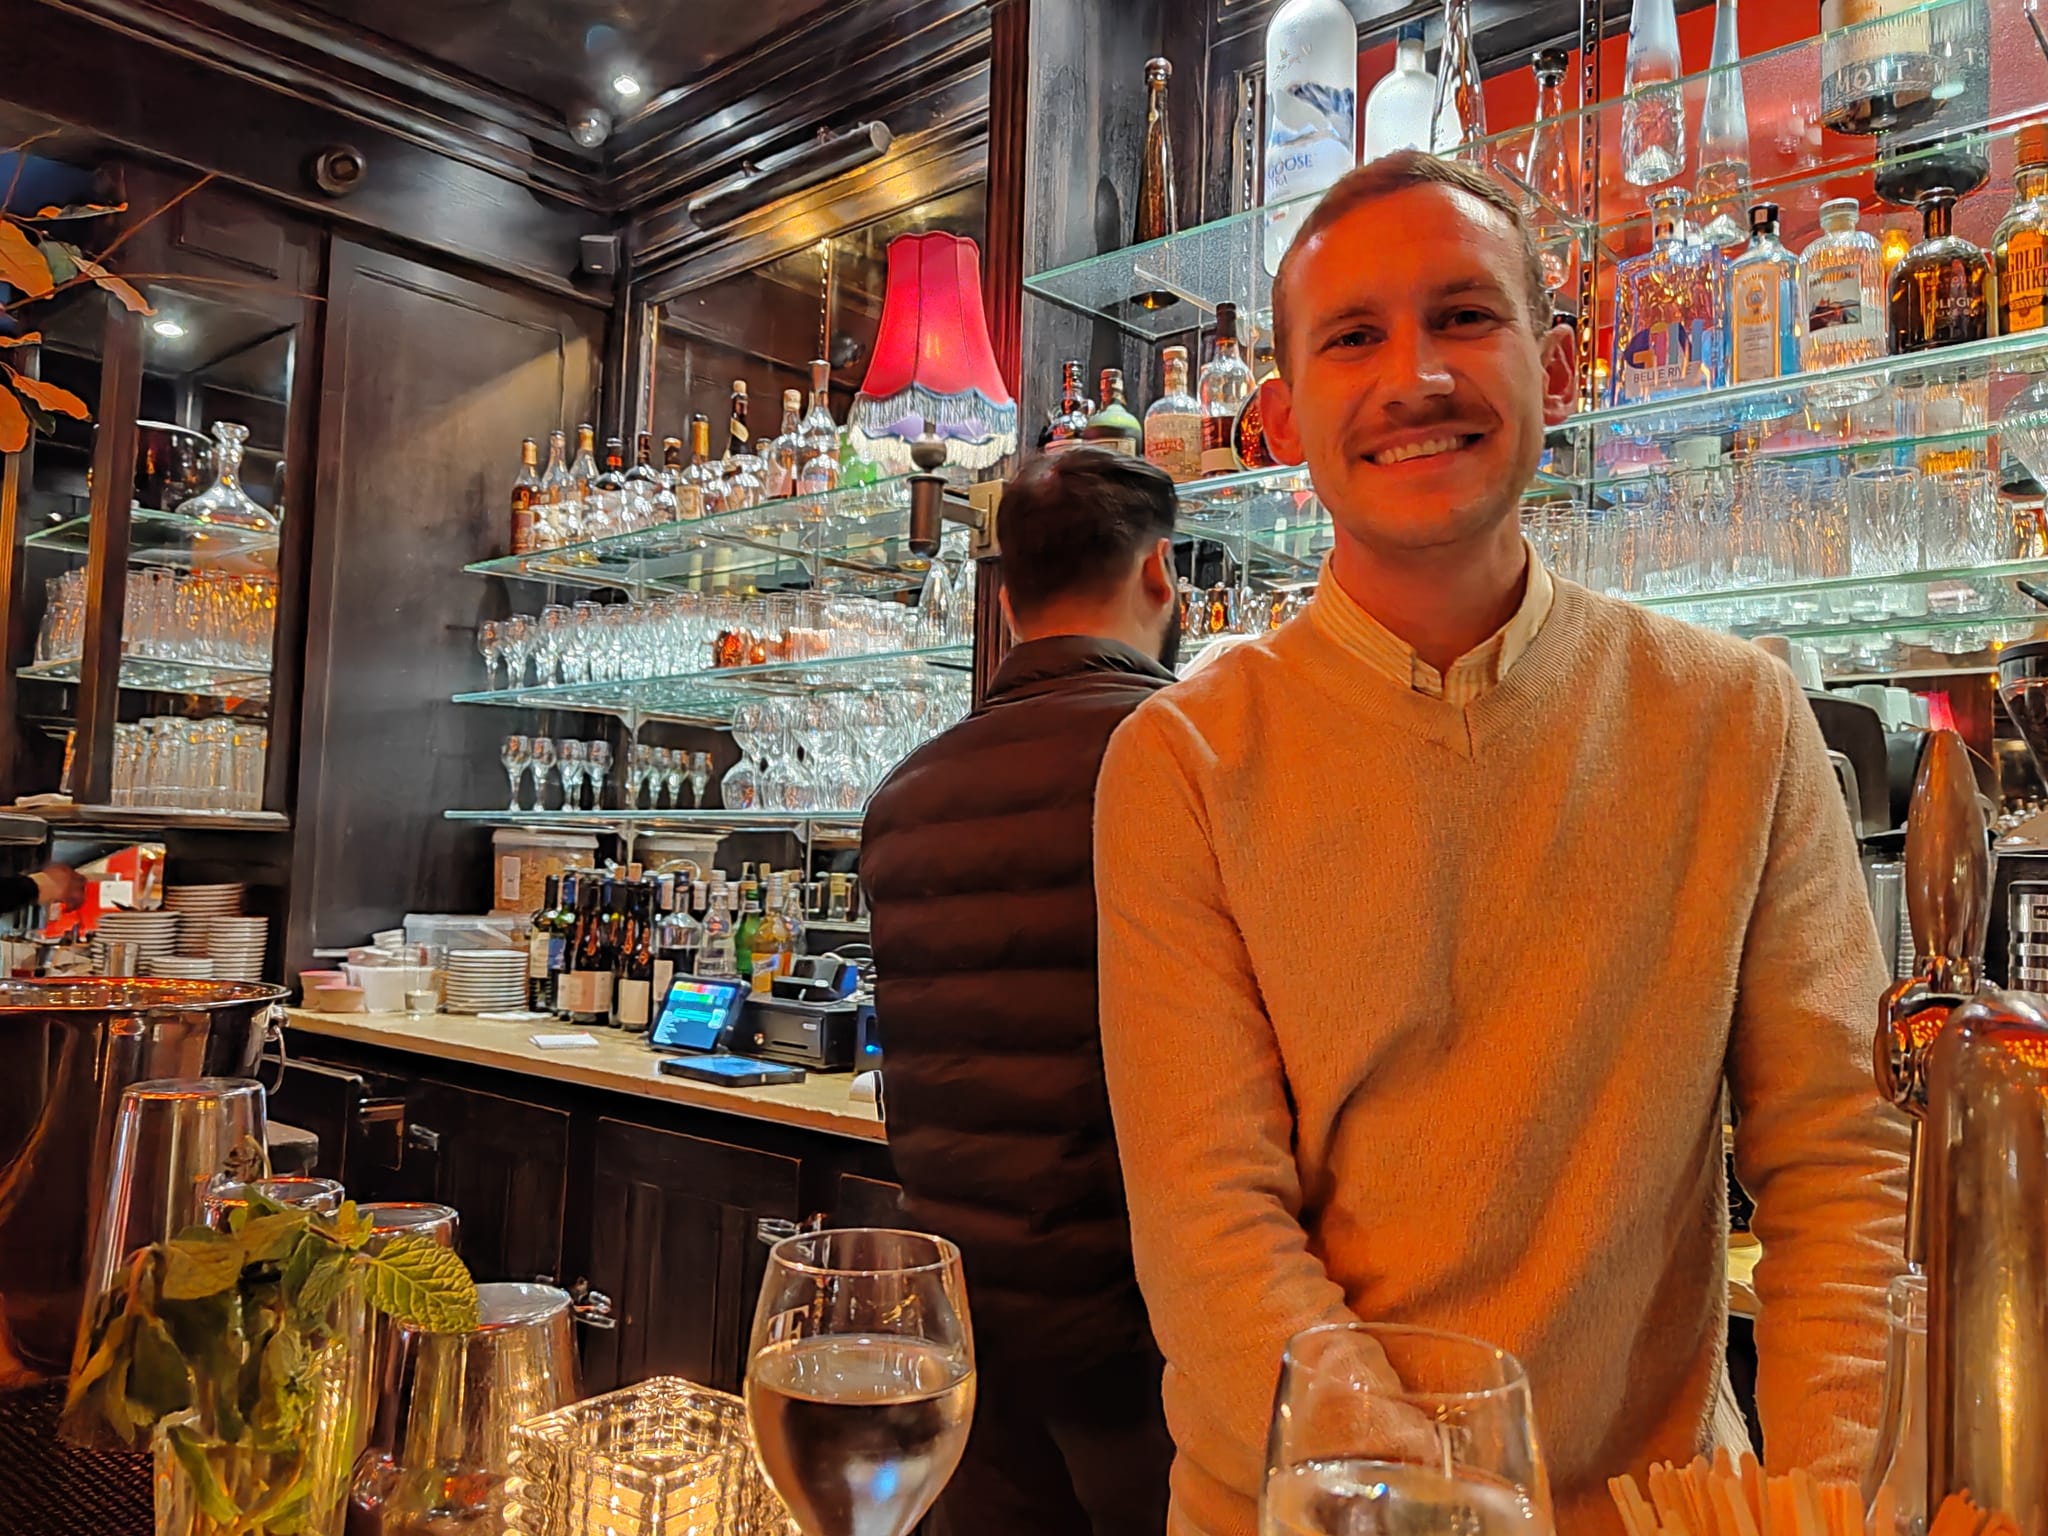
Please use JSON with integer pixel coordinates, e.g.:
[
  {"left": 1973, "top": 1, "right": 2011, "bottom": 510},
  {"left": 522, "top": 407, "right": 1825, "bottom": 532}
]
[
  {"left": 1261, "top": 1323, "right": 1554, "bottom": 1536},
  {"left": 587, "top": 740, "right": 612, "bottom": 809},
  {"left": 530, "top": 736, "right": 558, "bottom": 810},
  {"left": 477, "top": 619, "right": 502, "bottom": 689},
  {"left": 537, "top": 604, "right": 570, "bottom": 686},
  {"left": 500, "top": 735, "right": 531, "bottom": 811},
  {"left": 664, "top": 749, "right": 686, "bottom": 809},
  {"left": 500, "top": 614, "right": 533, "bottom": 690},
  {"left": 688, "top": 750, "right": 712, "bottom": 808},
  {"left": 744, "top": 1228, "right": 975, "bottom": 1536},
  {"left": 558, "top": 739, "right": 587, "bottom": 810}
]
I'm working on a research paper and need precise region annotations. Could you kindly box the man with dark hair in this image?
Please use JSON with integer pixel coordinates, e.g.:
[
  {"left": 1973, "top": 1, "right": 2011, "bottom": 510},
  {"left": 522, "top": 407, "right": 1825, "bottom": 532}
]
[
  {"left": 1097, "top": 150, "right": 1908, "bottom": 1536},
  {"left": 861, "top": 447, "right": 1181, "bottom": 1536}
]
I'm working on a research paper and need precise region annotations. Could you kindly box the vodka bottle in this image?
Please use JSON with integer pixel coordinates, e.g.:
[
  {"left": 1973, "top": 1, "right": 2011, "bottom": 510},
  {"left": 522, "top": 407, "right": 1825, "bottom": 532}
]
[
  {"left": 1620, "top": 0, "right": 1684, "bottom": 187},
  {"left": 1611, "top": 190, "right": 1727, "bottom": 404},
  {"left": 1694, "top": 0, "right": 1752, "bottom": 248},
  {"left": 1261, "top": 0, "right": 1357, "bottom": 276},
  {"left": 1362, "top": 24, "right": 1437, "bottom": 161}
]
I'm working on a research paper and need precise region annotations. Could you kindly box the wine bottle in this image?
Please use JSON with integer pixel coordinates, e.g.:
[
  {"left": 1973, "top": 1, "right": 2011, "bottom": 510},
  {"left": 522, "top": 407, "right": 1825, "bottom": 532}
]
[
  {"left": 528, "top": 872, "right": 562, "bottom": 1012},
  {"left": 611, "top": 882, "right": 656, "bottom": 1033},
  {"left": 560, "top": 877, "right": 614, "bottom": 1027}
]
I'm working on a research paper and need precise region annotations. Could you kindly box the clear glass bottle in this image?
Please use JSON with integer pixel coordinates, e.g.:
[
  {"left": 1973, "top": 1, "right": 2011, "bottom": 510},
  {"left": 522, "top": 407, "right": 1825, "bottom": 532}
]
[
  {"left": 696, "top": 883, "right": 738, "bottom": 979},
  {"left": 1520, "top": 49, "right": 1576, "bottom": 296},
  {"left": 1820, "top": 0, "right": 1943, "bottom": 135},
  {"left": 720, "top": 381, "right": 763, "bottom": 509},
  {"left": 177, "top": 422, "right": 278, "bottom": 534},
  {"left": 1134, "top": 57, "right": 1178, "bottom": 245},
  {"left": 1199, "top": 302, "right": 1254, "bottom": 476},
  {"left": 1727, "top": 202, "right": 1799, "bottom": 385},
  {"left": 1888, "top": 188, "right": 1994, "bottom": 355},
  {"left": 1261, "top": 0, "right": 1358, "bottom": 276},
  {"left": 1083, "top": 368, "right": 1142, "bottom": 455},
  {"left": 1695, "top": 0, "right": 1752, "bottom": 249},
  {"left": 535, "top": 428, "right": 570, "bottom": 549},
  {"left": 1363, "top": 23, "right": 1437, "bottom": 161},
  {"left": 1043, "top": 360, "right": 1093, "bottom": 455},
  {"left": 1870, "top": 0, "right": 1990, "bottom": 209},
  {"left": 1431, "top": 0, "right": 1486, "bottom": 157},
  {"left": 1620, "top": 0, "right": 1684, "bottom": 187},
  {"left": 796, "top": 359, "right": 842, "bottom": 494},
  {"left": 653, "top": 436, "right": 683, "bottom": 522},
  {"left": 767, "top": 388, "right": 805, "bottom": 498},
  {"left": 681, "top": 413, "right": 718, "bottom": 519},
  {"left": 1611, "top": 190, "right": 1728, "bottom": 404},
  {"left": 1994, "top": 123, "right": 2048, "bottom": 337},
  {"left": 623, "top": 431, "right": 660, "bottom": 530},
  {"left": 1800, "top": 197, "right": 1888, "bottom": 399},
  {"left": 1144, "top": 345, "right": 1203, "bottom": 482},
  {"left": 509, "top": 436, "right": 540, "bottom": 555},
  {"left": 1862, "top": 1273, "right": 1926, "bottom": 1536}
]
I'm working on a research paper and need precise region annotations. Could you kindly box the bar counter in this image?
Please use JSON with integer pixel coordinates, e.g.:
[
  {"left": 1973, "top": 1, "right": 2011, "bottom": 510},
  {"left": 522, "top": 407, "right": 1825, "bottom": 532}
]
[{"left": 284, "top": 1007, "right": 884, "bottom": 1142}]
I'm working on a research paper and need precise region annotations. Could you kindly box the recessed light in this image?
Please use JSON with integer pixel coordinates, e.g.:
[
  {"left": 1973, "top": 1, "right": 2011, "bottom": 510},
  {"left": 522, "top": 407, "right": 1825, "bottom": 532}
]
[
  {"left": 611, "top": 73, "right": 642, "bottom": 99},
  {"left": 150, "top": 318, "right": 186, "bottom": 339}
]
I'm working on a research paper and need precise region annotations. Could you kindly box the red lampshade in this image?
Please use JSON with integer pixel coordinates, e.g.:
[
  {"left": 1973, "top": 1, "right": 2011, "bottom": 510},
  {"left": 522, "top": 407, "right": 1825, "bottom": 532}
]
[{"left": 850, "top": 232, "right": 1018, "bottom": 473}]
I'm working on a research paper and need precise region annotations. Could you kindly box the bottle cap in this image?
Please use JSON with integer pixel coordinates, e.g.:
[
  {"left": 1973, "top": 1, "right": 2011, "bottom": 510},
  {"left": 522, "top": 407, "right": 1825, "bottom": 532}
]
[
  {"left": 784, "top": 388, "right": 802, "bottom": 409},
  {"left": 1534, "top": 48, "right": 1568, "bottom": 80},
  {"left": 1145, "top": 57, "right": 1171, "bottom": 83},
  {"left": 1748, "top": 202, "right": 1780, "bottom": 233},
  {"left": 1819, "top": 195, "right": 1862, "bottom": 223},
  {"left": 2021, "top": 123, "right": 2048, "bottom": 169}
]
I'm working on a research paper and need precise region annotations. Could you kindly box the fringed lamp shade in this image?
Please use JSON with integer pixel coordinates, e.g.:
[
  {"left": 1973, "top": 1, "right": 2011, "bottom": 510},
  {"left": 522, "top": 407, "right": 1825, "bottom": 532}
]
[{"left": 849, "top": 232, "right": 1017, "bottom": 474}]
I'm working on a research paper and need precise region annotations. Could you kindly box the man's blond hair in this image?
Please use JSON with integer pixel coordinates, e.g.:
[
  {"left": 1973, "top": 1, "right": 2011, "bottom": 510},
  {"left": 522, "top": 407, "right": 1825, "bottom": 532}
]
[{"left": 1269, "top": 150, "right": 1553, "bottom": 376}]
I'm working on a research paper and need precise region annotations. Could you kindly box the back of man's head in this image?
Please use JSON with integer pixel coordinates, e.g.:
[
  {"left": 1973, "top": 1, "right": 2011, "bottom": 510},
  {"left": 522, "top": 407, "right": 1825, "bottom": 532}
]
[{"left": 998, "top": 449, "right": 1178, "bottom": 632}]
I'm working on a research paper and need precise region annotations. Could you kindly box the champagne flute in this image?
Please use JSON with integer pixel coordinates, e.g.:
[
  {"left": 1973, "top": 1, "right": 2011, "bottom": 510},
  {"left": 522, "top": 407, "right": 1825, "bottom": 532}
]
[
  {"left": 477, "top": 619, "right": 502, "bottom": 689},
  {"left": 1261, "top": 1323, "right": 1554, "bottom": 1536},
  {"left": 587, "top": 739, "right": 612, "bottom": 809},
  {"left": 744, "top": 1228, "right": 975, "bottom": 1536},
  {"left": 500, "top": 735, "right": 531, "bottom": 811},
  {"left": 530, "top": 736, "right": 558, "bottom": 810},
  {"left": 688, "top": 750, "right": 712, "bottom": 808}
]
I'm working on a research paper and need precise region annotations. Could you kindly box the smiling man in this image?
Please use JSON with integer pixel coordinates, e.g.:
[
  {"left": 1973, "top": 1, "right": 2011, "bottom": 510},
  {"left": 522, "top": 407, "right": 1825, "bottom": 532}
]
[{"left": 1093, "top": 152, "right": 1909, "bottom": 1536}]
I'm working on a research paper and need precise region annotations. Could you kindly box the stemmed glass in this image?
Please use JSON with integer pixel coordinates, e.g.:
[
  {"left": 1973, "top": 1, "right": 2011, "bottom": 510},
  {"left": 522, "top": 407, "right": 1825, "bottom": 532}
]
[
  {"left": 688, "top": 751, "right": 712, "bottom": 808},
  {"left": 1261, "top": 1323, "right": 1554, "bottom": 1536},
  {"left": 499, "top": 614, "right": 532, "bottom": 690},
  {"left": 587, "top": 740, "right": 612, "bottom": 810},
  {"left": 630, "top": 743, "right": 656, "bottom": 809},
  {"left": 530, "top": 737, "right": 558, "bottom": 810},
  {"left": 501, "top": 735, "right": 531, "bottom": 811},
  {"left": 664, "top": 749, "right": 685, "bottom": 808},
  {"left": 537, "top": 604, "right": 571, "bottom": 686},
  {"left": 744, "top": 1229, "right": 975, "bottom": 1536},
  {"left": 558, "top": 739, "right": 587, "bottom": 810},
  {"left": 477, "top": 620, "right": 502, "bottom": 689}
]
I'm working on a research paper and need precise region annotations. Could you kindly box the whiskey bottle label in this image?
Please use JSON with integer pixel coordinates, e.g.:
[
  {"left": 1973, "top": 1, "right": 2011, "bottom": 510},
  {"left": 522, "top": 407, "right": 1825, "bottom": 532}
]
[
  {"left": 1199, "top": 415, "right": 1236, "bottom": 476},
  {"left": 1144, "top": 420, "right": 1202, "bottom": 482},
  {"left": 2006, "top": 236, "right": 2048, "bottom": 332}
]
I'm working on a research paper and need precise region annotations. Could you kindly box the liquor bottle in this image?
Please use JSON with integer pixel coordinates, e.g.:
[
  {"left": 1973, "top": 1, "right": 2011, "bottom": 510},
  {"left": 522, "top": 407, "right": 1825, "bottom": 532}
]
[
  {"left": 1082, "top": 369, "right": 1142, "bottom": 455},
  {"left": 1620, "top": 0, "right": 1683, "bottom": 187},
  {"left": 1871, "top": 0, "right": 1989, "bottom": 209},
  {"left": 1695, "top": 0, "right": 1752, "bottom": 249},
  {"left": 722, "top": 382, "right": 763, "bottom": 509},
  {"left": 535, "top": 429, "right": 570, "bottom": 549},
  {"left": 796, "top": 360, "right": 842, "bottom": 494},
  {"left": 1143, "top": 346, "right": 1203, "bottom": 482},
  {"left": 1726, "top": 203, "right": 1800, "bottom": 385},
  {"left": 1888, "top": 189, "right": 1994, "bottom": 355},
  {"left": 696, "top": 883, "right": 739, "bottom": 979},
  {"left": 751, "top": 873, "right": 789, "bottom": 993},
  {"left": 611, "top": 882, "right": 656, "bottom": 1032},
  {"left": 781, "top": 879, "right": 806, "bottom": 967},
  {"left": 1799, "top": 197, "right": 1888, "bottom": 401},
  {"left": 1611, "top": 189, "right": 1728, "bottom": 404},
  {"left": 1363, "top": 24, "right": 1438, "bottom": 161},
  {"left": 733, "top": 878, "right": 765, "bottom": 982},
  {"left": 682, "top": 413, "right": 718, "bottom": 519},
  {"left": 1261, "top": 0, "right": 1358, "bottom": 275},
  {"left": 1199, "top": 303, "right": 1254, "bottom": 476},
  {"left": 1820, "top": 0, "right": 1943, "bottom": 135},
  {"left": 653, "top": 436, "right": 683, "bottom": 522},
  {"left": 510, "top": 437, "right": 540, "bottom": 556},
  {"left": 528, "top": 872, "right": 564, "bottom": 1012},
  {"left": 569, "top": 424, "right": 600, "bottom": 513},
  {"left": 1431, "top": 0, "right": 1486, "bottom": 155},
  {"left": 624, "top": 432, "right": 661, "bottom": 529},
  {"left": 1231, "top": 342, "right": 1280, "bottom": 471},
  {"left": 1521, "top": 50, "right": 1576, "bottom": 295},
  {"left": 653, "top": 876, "right": 701, "bottom": 1010},
  {"left": 1994, "top": 124, "right": 2048, "bottom": 337},
  {"left": 1043, "top": 361, "right": 1093, "bottom": 455},
  {"left": 1133, "top": 58, "right": 1178, "bottom": 246},
  {"left": 766, "top": 388, "right": 805, "bottom": 499},
  {"left": 560, "top": 877, "right": 614, "bottom": 1027}
]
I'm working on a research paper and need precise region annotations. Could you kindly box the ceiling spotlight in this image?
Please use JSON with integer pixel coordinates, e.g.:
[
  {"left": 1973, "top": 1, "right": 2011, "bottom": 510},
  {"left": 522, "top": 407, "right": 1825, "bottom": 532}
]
[
  {"left": 611, "top": 73, "right": 643, "bottom": 99},
  {"left": 569, "top": 107, "right": 613, "bottom": 149},
  {"left": 150, "top": 318, "right": 186, "bottom": 339}
]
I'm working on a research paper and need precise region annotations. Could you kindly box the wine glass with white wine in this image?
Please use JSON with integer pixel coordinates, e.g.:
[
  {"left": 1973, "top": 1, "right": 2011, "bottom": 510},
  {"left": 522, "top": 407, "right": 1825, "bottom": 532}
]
[
  {"left": 1261, "top": 1323, "right": 1554, "bottom": 1536},
  {"left": 744, "top": 1228, "right": 975, "bottom": 1536}
]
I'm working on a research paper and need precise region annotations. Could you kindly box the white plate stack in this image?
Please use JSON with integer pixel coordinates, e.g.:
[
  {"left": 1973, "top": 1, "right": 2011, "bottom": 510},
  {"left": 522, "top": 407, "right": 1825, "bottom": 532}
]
[
  {"left": 166, "top": 885, "right": 245, "bottom": 959},
  {"left": 145, "top": 956, "right": 215, "bottom": 979},
  {"left": 443, "top": 950, "right": 528, "bottom": 1013},
  {"left": 96, "top": 911, "right": 183, "bottom": 969},
  {"left": 204, "top": 916, "right": 270, "bottom": 982}
]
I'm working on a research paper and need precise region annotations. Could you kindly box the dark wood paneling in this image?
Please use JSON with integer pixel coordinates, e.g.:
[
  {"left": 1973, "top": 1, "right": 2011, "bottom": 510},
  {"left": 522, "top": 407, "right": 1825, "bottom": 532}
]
[
  {"left": 401, "top": 1080, "right": 573, "bottom": 1281},
  {"left": 71, "top": 301, "right": 144, "bottom": 807},
  {"left": 290, "top": 241, "right": 602, "bottom": 969},
  {"left": 580, "top": 1117, "right": 801, "bottom": 1395}
]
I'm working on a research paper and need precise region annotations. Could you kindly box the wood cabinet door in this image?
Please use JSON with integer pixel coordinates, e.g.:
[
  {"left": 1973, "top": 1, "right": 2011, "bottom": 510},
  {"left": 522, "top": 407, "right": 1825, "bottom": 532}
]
[
  {"left": 579, "top": 1117, "right": 801, "bottom": 1395},
  {"left": 400, "top": 1079, "right": 571, "bottom": 1284}
]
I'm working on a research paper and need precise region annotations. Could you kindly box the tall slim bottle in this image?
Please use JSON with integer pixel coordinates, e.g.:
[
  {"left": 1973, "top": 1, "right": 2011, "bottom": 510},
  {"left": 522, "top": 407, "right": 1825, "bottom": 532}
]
[
  {"left": 1431, "top": 0, "right": 1486, "bottom": 156},
  {"left": 1134, "top": 58, "right": 1178, "bottom": 245},
  {"left": 1726, "top": 202, "right": 1800, "bottom": 388},
  {"left": 1261, "top": 0, "right": 1358, "bottom": 276},
  {"left": 722, "top": 382, "right": 763, "bottom": 509},
  {"left": 1620, "top": 0, "right": 1684, "bottom": 187},
  {"left": 796, "top": 360, "right": 842, "bottom": 494},
  {"left": 560, "top": 878, "right": 614, "bottom": 1028},
  {"left": 1994, "top": 125, "right": 2048, "bottom": 337},
  {"left": 535, "top": 429, "right": 569, "bottom": 549},
  {"left": 653, "top": 437, "right": 683, "bottom": 522},
  {"left": 767, "top": 388, "right": 805, "bottom": 498},
  {"left": 1521, "top": 50, "right": 1576, "bottom": 297},
  {"left": 682, "top": 414, "right": 718, "bottom": 519},
  {"left": 509, "top": 437, "right": 540, "bottom": 555},
  {"left": 611, "top": 883, "right": 656, "bottom": 1033},
  {"left": 697, "top": 883, "right": 738, "bottom": 979},
  {"left": 1695, "top": 0, "right": 1752, "bottom": 248}
]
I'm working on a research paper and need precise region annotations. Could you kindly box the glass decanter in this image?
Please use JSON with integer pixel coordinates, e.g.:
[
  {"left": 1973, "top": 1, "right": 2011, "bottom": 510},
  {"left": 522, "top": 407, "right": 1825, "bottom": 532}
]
[
  {"left": 1611, "top": 189, "right": 1728, "bottom": 406},
  {"left": 176, "top": 422, "right": 278, "bottom": 534},
  {"left": 1620, "top": 0, "right": 1684, "bottom": 187},
  {"left": 1863, "top": 1273, "right": 1927, "bottom": 1536}
]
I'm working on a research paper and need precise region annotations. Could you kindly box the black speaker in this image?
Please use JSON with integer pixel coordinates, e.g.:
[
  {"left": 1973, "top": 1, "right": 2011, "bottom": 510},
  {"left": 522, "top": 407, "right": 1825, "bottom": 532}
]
[{"left": 579, "top": 234, "right": 619, "bottom": 277}]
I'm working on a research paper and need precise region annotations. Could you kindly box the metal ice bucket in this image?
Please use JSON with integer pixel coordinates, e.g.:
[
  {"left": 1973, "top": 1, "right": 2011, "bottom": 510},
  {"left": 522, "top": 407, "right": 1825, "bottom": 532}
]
[{"left": 0, "top": 978, "right": 286, "bottom": 1385}]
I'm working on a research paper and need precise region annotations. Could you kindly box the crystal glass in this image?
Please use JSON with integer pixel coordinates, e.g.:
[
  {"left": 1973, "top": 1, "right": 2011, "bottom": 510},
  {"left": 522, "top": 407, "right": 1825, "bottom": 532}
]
[
  {"left": 1921, "top": 467, "right": 2005, "bottom": 567},
  {"left": 745, "top": 1229, "right": 974, "bottom": 1536},
  {"left": 502, "top": 735, "right": 532, "bottom": 811},
  {"left": 531, "top": 737, "right": 558, "bottom": 810},
  {"left": 478, "top": 620, "right": 502, "bottom": 689},
  {"left": 1863, "top": 1274, "right": 1927, "bottom": 1536},
  {"left": 1611, "top": 191, "right": 1728, "bottom": 406},
  {"left": 558, "top": 739, "right": 587, "bottom": 810},
  {"left": 537, "top": 604, "right": 570, "bottom": 686},
  {"left": 1260, "top": 1322, "right": 1554, "bottom": 1536},
  {"left": 664, "top": 751, "right": 685, "bottom": 809},
  {"left": 1799, "top": 198, "right": 1888, "bottom": 403},
  {"left": 1695, "top": 0, "right": 1751, "bottom": 248},
  {"left": 2001, "top": 374, "right": 2048, "bottom": 487},
  {"left": 1850, "top": 466, "right": 1924, "bottom": 577},
  {"left": 587, "top": 740, "right": 612, "bottom": 809},
  {"left": 509, "top": 1376, "right": 790, "bottom": 1536},
  {"left": 1620, "top": 0, "right": 1683, "bottom": 187},
  {"left": 688, "top": 751, "right": 712, "bottom": 809},
  {"left": 630, "top": 743, "right": 656, "bottom": 808},
  {"left": 176, "top": 421, "right": 279, "bottom": 534},
  {"left": 499, "top": 614, "right": 533, "bottom": 690}
]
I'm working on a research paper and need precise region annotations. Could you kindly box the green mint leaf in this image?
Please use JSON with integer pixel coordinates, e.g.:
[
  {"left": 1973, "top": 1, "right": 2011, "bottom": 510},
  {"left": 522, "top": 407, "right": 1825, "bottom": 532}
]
[
  {"left": 162, "top": 1234, "right": 245, "bottom": 1300},
  {"left": 290, "top": 1248, "right": 351, "bottom": 1326},
  {"left": 126, "top": 1313, "right": 192, "bottom": 1423},
  {"left": 356, "top": 1235, "right": 478, "bottom": 1333},
  {"left": 238, "top": 1210, "right": 308, "bottom": 1266},
  {"left": 165, "top": 1420, "right": 240, "bottom": 1523}
]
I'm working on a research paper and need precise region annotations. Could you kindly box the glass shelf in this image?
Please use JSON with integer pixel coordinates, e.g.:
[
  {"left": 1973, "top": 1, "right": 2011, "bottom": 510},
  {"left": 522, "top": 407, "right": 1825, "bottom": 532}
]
[
  {"left": 33, "top": 803, "right": 289, "bottom": 833},
  {"left": 465, "top": 478, "right": 928, "bottom": 595},
  {"left": 1640, "top": 557, "right": 2048, "bottom": 638},
  {"left": 453, "top": 644, "right": 972, "bottom": 722},
  {"left": 23, "top": 507, "right": 280, "bottom": 569},
  {"left": 19, "top": 655, "right": 272, "bottom": 699},
  {"left": 1574, "top": 425, "right": 2008, "bottom": 487},
  {"left": 444, "top": 808, "right": 864, "bottom": 831}
]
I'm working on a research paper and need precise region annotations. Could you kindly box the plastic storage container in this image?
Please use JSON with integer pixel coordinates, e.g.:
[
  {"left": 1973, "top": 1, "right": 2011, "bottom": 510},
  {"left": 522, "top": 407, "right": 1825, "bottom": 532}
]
[{"left": 490, "top": 830, "right": 598, "bottom": 915}]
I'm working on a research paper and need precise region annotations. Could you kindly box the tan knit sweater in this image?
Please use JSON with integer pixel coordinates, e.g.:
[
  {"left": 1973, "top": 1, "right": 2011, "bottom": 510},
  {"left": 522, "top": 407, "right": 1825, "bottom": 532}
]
[{"left": 1094, "top": 576, "right": 1910, "bottom": 1536}]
